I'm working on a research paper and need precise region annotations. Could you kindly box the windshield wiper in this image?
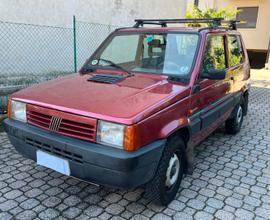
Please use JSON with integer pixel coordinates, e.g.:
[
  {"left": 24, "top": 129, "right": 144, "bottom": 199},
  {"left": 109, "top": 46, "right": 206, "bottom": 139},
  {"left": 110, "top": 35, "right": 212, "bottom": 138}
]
[
  {"left": 79, "top": 65, "right": 96, "bottom": 74},
  {"left": 168, "top": 76, "right": 189, "bottom": 84},
  {"left": 97, "top": 58, "right": 134, "bottom": 77},
  {"left": 80, "top": 59, "right": 134, "bottom": 76}
]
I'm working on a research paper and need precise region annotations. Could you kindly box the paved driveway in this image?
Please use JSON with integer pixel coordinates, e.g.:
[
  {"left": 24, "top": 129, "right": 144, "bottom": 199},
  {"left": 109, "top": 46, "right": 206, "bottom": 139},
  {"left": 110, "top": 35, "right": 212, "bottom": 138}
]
[{"left": 0, "top": 81, "right": 270, "bottom": 220}]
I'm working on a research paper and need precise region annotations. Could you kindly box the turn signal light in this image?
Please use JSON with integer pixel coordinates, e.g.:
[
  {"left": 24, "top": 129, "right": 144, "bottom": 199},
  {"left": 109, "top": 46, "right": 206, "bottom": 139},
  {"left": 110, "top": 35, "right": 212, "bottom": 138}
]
[{"left": 124, "top": 124, "right": 141, "bottom": 151}]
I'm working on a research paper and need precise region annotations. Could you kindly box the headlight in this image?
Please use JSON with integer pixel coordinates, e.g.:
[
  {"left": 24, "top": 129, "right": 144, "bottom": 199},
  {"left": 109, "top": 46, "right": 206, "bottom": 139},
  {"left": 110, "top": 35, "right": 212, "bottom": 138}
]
[
  {"left": 9, "top": 100, "right": 27, "bottom": 122},
  {"left": 97, "top": 121, "right": 125, "bottom": 148}
]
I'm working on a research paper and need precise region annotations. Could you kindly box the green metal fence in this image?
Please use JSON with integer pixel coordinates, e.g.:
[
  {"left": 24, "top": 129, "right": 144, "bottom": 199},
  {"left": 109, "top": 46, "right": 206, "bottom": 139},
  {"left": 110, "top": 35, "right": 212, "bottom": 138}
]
[{"left": 0, "top": 17, "right": 118, "bottom": 113}]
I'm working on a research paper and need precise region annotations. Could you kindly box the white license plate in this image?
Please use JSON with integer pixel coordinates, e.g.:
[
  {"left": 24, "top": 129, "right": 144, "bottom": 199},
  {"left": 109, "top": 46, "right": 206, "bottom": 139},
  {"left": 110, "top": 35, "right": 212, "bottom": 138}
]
[{"left": 37, "top": 150, "right": 70, "bottom": 176}]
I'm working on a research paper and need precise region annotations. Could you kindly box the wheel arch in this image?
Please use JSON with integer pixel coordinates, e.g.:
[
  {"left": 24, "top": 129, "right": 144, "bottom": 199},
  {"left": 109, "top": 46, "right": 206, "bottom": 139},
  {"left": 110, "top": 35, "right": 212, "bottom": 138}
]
[
  {"left": 165, "top": 125, "right": 192, "bottom": 175},
  {"left": 167, "top": 126, "right": 190, "bottom": 146}
]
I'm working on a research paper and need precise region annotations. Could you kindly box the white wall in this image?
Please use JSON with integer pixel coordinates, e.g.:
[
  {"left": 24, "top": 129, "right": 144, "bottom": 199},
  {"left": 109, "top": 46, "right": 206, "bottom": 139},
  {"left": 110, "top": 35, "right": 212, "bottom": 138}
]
[
  {"left": 0, "top": 0, "right": 188, "bottom": 77},
  {"left": 0, "top": 0, "right": 188, "bottom": 27}
]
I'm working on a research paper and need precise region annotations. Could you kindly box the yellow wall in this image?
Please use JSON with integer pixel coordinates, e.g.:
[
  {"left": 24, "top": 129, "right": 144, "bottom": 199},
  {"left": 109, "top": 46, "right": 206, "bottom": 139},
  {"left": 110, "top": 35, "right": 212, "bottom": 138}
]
[{"left": 187, "top": 0, "right": 270, "bottom": 51}]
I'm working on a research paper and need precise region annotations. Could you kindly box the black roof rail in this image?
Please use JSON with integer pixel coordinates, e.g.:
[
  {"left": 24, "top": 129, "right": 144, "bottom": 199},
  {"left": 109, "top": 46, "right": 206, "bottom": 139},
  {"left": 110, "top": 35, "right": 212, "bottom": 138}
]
[
  {"left": 133, "top": 18, "right": 224, "bottom": 28},
  {"left": 133, "top": 18, "right": 241, "bottom": 30},
  {"left": 222, "top": 20, "right": 241, "bottom": 30}
]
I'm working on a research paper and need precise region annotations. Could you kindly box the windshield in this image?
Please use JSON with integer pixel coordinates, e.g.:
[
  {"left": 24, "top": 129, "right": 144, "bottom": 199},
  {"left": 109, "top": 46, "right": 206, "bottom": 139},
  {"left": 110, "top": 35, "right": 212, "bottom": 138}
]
[{"left": 87, "top": 33, "right": 199, "bottom": 78}]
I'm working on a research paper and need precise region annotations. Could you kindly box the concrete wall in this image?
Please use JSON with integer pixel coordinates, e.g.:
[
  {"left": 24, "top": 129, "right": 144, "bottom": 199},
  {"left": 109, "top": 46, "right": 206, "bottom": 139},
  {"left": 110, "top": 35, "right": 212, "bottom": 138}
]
[
  {"left": 0, "top": 0, "right": 188, "bottom": 76},
  {"left": 266, "top": 50, "right": 270, "bottom": 69},
  {"left": 0, "top": 0, "right": 188, "bottom": 27}
]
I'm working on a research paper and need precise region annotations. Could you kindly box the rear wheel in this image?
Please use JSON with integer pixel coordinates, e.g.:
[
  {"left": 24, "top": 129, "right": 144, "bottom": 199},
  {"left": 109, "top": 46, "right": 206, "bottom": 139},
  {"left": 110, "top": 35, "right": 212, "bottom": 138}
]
[
  {"left": 225, "top": 104, "right": 243, "bottom": 134},
  {"left": 145, "top": 136, "right": 186, "bottom": 205}
]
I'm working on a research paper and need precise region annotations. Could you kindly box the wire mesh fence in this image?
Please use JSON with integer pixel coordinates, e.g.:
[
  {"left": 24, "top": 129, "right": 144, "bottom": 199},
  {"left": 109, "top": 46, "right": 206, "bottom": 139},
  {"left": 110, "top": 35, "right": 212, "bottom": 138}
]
[
  {"left": 76, "top": 21, "right": 118, "bottom": 70},
  {"left": 0, "top": 18, "right": 119, "bottom": 113}
]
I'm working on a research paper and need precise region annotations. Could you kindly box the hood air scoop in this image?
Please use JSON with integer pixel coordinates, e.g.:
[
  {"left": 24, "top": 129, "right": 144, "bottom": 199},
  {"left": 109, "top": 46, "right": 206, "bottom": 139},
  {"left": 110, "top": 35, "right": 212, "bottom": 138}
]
[{"left": 87, "top": 74, "right": 126, "bottom": 84}]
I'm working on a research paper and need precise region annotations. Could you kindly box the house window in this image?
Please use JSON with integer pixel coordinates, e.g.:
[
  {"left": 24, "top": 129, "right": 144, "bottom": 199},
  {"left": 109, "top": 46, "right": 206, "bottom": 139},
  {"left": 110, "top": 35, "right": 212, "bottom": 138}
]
[{"left": 236, "top": 7, "right": 259, "bottom": 28}]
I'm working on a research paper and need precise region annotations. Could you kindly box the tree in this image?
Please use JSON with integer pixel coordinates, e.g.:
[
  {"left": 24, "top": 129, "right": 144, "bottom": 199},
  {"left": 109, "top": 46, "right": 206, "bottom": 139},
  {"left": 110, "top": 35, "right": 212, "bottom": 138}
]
[{"left": 185, "top": 5, "right": 240, "bottom": 27}]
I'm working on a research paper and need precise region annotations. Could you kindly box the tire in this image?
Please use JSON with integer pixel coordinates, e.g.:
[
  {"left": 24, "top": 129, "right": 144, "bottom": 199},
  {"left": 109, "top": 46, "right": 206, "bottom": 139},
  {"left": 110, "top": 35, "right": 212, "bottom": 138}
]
[
  {"left": 145, "top": 136, "right": 186, "bottom": 206},
  {"left": 225, "top": 104, "right": 244, "bottom": 134}
]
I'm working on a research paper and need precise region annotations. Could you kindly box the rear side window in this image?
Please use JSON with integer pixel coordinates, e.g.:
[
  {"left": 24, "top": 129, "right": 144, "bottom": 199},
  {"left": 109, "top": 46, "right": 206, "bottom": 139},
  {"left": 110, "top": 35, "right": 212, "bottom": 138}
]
[
  {"left": 202, "top": 35, "right": 226, "bottom": 72},
  {"left": 228, "top": 35, "right": 245, "bottom": 67}
]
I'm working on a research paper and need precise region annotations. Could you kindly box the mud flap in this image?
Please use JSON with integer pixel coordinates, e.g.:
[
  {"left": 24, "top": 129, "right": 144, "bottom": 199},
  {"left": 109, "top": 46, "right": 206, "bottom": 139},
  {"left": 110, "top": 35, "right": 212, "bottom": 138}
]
[{"left": 185, "top": 142, "right": 194, "bottom": 174}]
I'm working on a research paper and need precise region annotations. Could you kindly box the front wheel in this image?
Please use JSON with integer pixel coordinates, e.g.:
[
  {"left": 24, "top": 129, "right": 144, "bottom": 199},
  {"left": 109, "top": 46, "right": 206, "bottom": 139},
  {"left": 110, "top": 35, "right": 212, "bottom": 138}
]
[
  {"left": 145, "top": 136, "right": 186, "bottom": 205},
  {"left": 225, "top": 104, "right": 243, "bottom": 134}
]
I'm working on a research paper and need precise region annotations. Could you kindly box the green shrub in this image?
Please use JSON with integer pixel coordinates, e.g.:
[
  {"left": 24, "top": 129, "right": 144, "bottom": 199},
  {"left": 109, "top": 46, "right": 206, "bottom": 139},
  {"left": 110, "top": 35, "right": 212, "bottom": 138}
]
[{"left": 185, "top": 5, "right": 240, "bottom": 27}]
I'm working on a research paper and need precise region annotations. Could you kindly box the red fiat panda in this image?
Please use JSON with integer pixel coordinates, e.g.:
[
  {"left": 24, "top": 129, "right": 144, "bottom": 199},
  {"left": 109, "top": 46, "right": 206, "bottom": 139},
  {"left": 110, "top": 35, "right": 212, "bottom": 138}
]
[{"left": 4, "top": 18, "right": 250, "bottom": 205}]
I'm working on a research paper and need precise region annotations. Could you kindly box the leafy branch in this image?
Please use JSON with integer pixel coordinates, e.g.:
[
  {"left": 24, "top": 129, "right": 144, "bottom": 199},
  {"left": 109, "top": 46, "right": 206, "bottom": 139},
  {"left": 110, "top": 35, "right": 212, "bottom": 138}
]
[{"left": 185, "top": 5, "right": 240, "bottom": 27}]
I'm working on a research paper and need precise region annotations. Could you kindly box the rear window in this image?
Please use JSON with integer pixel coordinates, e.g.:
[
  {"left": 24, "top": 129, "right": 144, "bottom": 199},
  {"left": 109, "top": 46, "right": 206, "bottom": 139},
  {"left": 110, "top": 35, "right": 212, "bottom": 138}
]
[{"left": 228, "top": 35, "right": 245, "bottom": 67}]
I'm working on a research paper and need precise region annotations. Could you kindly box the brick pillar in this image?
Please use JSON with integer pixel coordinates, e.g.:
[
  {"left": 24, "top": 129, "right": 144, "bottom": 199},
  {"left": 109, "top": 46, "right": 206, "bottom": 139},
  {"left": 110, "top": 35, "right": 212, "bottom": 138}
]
[
  {"left": 266, "top": 52, "right": 270, "bottom": 69},
  {"left": 194, "top": 0, "right": 199, "bottom": 6},
  {"left": 266, "top": 38, "right": 270, "bottom": 69}
]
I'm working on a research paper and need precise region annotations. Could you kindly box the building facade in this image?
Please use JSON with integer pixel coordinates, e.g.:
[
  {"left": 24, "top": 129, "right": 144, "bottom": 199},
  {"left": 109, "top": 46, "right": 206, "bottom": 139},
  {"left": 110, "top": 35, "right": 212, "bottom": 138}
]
[
  {"left": 187, "top": 0, "right": 270, "bottom": 69},
  {"left": 0, "top": 0, "right": 188, "bottom": 27}
]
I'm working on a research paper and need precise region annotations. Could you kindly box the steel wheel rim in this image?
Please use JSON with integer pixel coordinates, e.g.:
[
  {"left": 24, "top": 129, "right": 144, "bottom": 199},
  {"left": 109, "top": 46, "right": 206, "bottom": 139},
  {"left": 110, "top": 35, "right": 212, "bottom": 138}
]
[
  {"left": 237, "top": 106, "right": 243, "bottom": 124},
  {"left": 165, "top": 153, "right": 180, "bottom": 188}
]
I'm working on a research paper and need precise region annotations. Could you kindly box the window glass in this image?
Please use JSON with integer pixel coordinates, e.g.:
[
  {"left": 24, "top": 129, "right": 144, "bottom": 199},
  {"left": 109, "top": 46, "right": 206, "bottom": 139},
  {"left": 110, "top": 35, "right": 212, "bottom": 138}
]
[
  {"left": 162, "top": 34, "right": 198, "bottom": 75},
  {"left": 202, "top": 35, "right": 226, "bottom": 73},
  {"left": 236, "top": 7, "right": 259, "bottom": 28},
  {"left": 90, "top": 33, "right": 199, "bottom": 78},
  {"left": 228, "top": 35, "right": 245, "bottom": 67},
  {"left": 101, "top": 35, "right": 139, "bottom": 63}
]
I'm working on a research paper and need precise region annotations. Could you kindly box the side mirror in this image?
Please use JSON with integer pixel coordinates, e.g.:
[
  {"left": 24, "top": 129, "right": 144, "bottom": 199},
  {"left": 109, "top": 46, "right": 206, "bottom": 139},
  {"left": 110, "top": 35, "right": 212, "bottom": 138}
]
[{"left": 201, "top": 69, "right": 226, "bottom": 80}]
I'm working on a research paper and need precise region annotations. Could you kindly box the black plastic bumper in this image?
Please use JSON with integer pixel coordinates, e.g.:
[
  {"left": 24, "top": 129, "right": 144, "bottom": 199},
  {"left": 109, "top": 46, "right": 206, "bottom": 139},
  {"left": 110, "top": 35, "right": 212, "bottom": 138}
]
[{"left": 3, "top": 119, "right": 166, "bottom": 189}]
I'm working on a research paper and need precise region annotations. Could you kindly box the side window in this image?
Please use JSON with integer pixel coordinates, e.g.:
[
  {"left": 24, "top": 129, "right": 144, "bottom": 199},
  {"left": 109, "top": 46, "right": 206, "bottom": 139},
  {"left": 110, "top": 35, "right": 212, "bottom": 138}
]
[
  {"left": 228, "top": 35, "right": 245, "bottom": 67},
  {"left": 202, "top": 35, "right": 226, "bottom": 73}
]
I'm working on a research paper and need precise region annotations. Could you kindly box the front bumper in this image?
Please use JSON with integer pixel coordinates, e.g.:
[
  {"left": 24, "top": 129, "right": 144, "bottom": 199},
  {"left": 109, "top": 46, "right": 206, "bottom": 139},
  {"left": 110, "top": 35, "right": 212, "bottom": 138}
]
[{"left": 3, "top": 119, "right": 165, "bottom": 189}]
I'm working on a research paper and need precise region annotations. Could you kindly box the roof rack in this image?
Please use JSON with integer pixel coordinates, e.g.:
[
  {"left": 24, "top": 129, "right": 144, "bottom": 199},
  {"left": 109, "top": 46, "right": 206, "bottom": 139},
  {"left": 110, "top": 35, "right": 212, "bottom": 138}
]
[
  {"left": 133, "top": 18, "right": 240, "bottom": 30},
  {"left": 222, "top": 20, "right": 240, "bottom": 30}
]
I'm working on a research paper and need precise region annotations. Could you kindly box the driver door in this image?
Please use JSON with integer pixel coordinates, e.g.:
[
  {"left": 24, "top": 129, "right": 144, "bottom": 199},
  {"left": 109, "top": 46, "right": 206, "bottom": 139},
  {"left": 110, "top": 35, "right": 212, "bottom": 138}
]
[{"left": 190, "top": 34, "right": 232, "bottom": 144}]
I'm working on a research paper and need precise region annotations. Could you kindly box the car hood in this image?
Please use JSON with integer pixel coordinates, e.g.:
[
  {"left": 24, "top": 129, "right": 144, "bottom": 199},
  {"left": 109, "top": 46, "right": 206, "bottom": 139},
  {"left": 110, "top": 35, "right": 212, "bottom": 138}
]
[{"left": 12, "top": 73, "right": 190, "bottom": 124}]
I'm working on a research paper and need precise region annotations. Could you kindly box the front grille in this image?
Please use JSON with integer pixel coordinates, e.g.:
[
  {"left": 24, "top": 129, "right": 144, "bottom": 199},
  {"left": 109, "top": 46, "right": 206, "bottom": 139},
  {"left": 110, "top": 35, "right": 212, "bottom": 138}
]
[
  {"left": 27, "top": 105, "right": 97, "bottom": 142},
  {"left": 25, "top": 138, "right": 83, "bottom": 164}
]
